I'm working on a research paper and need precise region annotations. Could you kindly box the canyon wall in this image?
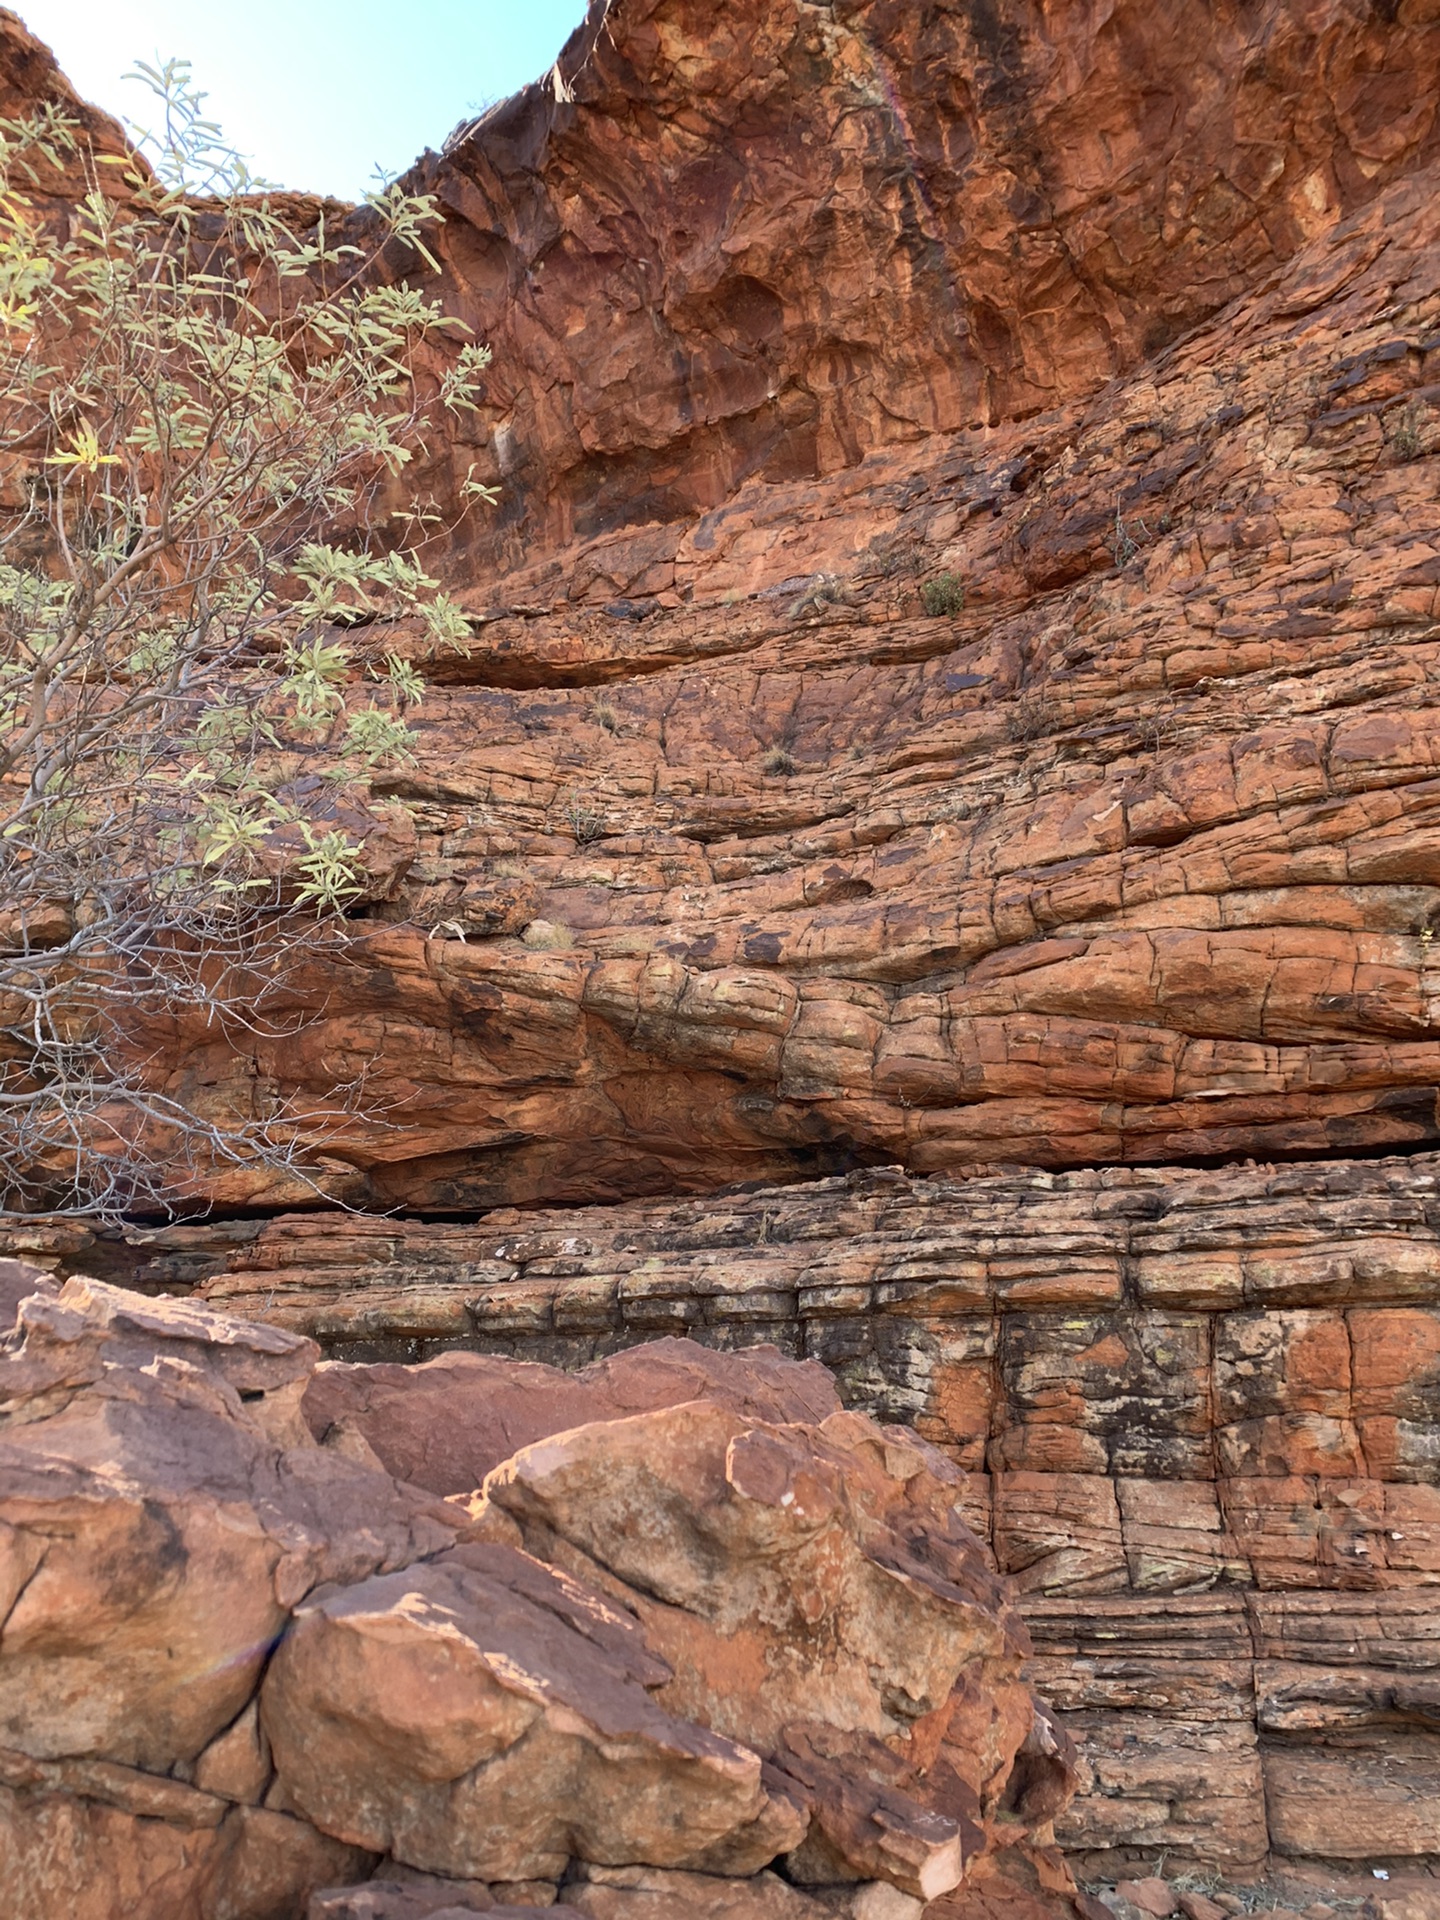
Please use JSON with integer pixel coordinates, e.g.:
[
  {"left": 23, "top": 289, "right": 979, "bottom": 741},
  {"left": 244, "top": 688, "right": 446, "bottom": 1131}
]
[
  {"left": 85, "top": 0, "right": 1440, "bottom": 1217},
  {"left": 402, "top": 0, "right": 1440, "bottom": 582},
  {"left": 5, "top": 0, "right": 1440, "bottom": 1895}
]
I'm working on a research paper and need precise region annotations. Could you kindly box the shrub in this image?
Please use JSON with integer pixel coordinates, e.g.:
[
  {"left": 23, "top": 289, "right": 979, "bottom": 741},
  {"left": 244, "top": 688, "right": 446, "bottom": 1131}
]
[
  {"left": 0, "top": 64, "right": 495, "bottom": 1214},
  {"left": 920, "top": 572, "right": 965, "bottom": 617}
]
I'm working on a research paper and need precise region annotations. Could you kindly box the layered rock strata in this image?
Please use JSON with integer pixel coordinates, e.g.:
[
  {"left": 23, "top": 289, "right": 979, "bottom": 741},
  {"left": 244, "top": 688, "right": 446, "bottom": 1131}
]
[
  {"left": 0, "top": 0, "right": 1434, "bottom": 1210},
  {"left": 5, "top": 0, "right": 1440, "bottom": 1900},
  {"left": 0, "top": 1274, "right": 1074, "bottom": 1919},
  {"left": 31, "top": 1148, "right": 1439, "bottom": 1878},
  {"left": 124, "top": 107, "right": 1440, "bottom": 1212}
]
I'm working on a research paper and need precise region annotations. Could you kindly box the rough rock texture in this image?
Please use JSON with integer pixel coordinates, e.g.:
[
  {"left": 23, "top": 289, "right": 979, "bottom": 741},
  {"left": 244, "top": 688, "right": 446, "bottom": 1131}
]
[
  {"left": 8, "top": 0, "right": 1440, "bottom": 1897},
  {"left": 48, "top": 0, "right": 1433, "bottom": 1211},
  {"left": 308, "top": 1863, "right": 931, "bottom": 1920},
  {"left": 0, "top": 1275, "right": 1073, "bottom": 1919},
  {"left": 117, "top": 57, "right": 1440, "bottom": 1210},
  {"left": 0, "top": 0, "right": 1431, "bottom": 1209},
  {"left": 53, "top": 1149, "right": 1440, "bottom": 1877},
  {"left": 405, "top": 0, "right": 1440, "bottom": 577}
]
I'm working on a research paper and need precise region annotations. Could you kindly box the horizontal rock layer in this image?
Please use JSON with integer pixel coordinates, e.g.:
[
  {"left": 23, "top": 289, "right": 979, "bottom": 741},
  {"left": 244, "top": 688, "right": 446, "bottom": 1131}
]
[
  {"left": 119, "top": 122, "right": 1440, "bottom": 1210},
  {"left": 7, "top": 0, "right": 1440, "bottom": 1900},
  {"left": 29, "top": 1148, "right": 1440, "bottom": 1875}
]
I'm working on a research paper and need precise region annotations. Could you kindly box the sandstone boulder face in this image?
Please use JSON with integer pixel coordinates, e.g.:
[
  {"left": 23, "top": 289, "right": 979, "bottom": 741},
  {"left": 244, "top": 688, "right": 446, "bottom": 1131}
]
[
  {"left": 265, "top": 1542, "right": 809, "bottom": 1886},
  {"left": 0, "top": 1280, "right": 457, "bottom": 1775},
  {"left": 302, "top": 1338, "right": 843, "bottom": 1494},
  {"left": 472, "top": 1397, "right": 1048, "bottom": 1897},
  {"left": 0, "top": 1275, "right": 1076, "bottom": 1919}
]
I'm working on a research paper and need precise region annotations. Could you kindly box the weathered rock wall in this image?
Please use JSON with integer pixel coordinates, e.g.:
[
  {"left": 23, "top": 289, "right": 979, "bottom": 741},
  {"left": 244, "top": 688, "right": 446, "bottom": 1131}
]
[
  {"left": 132, "top": 139, "right": 1440, "bottom": 1213},
  {"left": 32, "top": 1150, "right": 1438, "bottom": 1876},
  {"left": 8, "top": 1, "right": 1440, "bottom": 1211},
  {"left": 396, "top": 0, "right": 1440, "bottom": 583},
  {"left": 6, "top": 0, "right": 1440, "bottom": 1897}
]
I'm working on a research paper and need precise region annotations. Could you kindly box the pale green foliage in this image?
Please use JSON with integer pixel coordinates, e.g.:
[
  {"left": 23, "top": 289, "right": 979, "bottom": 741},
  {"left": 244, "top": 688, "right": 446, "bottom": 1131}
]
[
  {"left": 293, "top": 826, "right": 367, "bottom": 910},
  {"left": 0, "top": 64, "right": 497, "bottom": 1214},
  {"left": 342, "top": 707, "right": 415, "bottom": 766}
]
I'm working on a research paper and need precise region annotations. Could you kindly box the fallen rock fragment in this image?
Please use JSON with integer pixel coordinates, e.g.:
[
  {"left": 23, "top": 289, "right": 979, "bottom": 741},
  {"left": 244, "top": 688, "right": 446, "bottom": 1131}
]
[
  {"left": 0, "top": 1258, "right": 54, "bottom": 1333},
  {"left": 1176, "top": 1895, "right": 1226, "bottom": 1920},
  {"left": 309, "top": 1870, "right": 555, "bottom": 1917},
  {"left": 1116, "top": 1883, "right": 1177, "bottom": 1919},
  {"left": 0, "top": 1274, "right": 1076, "bottom": 1918}
]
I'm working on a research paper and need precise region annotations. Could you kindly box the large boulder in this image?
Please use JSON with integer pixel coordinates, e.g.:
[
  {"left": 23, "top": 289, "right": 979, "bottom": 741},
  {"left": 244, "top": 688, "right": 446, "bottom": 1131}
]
[
  {"left": 293, "top": 1339, "right": 1075, "bottom": 1903},
  {"left": 0, "top": 1278, "right": 453, "bottom": 1914},
  {"left": 263, "top": 1542, "right": 806, "bottom": 1882},
  {"left": 0, "top": 1279, "right": 1076, "bottom": 1918}
]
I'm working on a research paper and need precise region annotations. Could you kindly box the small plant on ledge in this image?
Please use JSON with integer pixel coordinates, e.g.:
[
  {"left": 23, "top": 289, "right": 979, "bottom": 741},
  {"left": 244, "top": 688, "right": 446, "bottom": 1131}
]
[{"left": 920, "top": 572, "right": 965, "bottom": 617}]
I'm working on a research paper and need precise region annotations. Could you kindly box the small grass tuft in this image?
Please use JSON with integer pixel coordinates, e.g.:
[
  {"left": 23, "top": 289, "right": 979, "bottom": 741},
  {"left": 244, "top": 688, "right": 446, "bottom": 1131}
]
[
  {"left": 763, "top": 746, "right": 797, "bottom": 776},
  {"left": 557, "top": 790, "right": 606, "bottom": 844},
  {"left": 920, "top": 572, "right": 965, "bottom": 617},
  {"left": 788, "top": 573, "right": 852, "bottom": 620},
  {"left": 1389, "top": 399, "right": 1425, "bottom": 461},
  {"left": 1109, "top": 502, "right": 1149, "bottom": 566}
]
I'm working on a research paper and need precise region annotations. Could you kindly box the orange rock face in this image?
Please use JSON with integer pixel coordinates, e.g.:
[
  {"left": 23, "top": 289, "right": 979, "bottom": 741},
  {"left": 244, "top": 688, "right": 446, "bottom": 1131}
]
[
  {"left": 6, "top": 0, "right": 1440, "bottom": 1209},
  {"left": 8, "top": 0, "right": 1440, "bottom": 1902},
  {"left": 403, "top": 0, "right": 1440, "bottom": 578},
  {"left": 105, "top": 0, "right": 1440, "bottom": 1212}
]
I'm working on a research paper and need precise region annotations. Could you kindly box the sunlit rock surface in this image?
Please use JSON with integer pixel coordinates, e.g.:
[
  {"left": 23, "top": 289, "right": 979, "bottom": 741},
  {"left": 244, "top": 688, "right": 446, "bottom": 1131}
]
[
  {"left": 5, "top": 0, "right": 1440, "bottom": 1897},
  {"left": 0, "top": 1279, "right": 1071, "bottom": 1917}
]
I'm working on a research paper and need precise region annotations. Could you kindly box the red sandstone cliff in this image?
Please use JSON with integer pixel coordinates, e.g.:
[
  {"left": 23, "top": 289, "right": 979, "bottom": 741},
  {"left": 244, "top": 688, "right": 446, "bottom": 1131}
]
[
  {"left": 403, "top": 0, "right": 1440, "bottom": 583},
  {"left": 9, "top": 0, "right": 1440, "bottom": 1212},
  {"left": 6, "top": 0, "right": 1440, "bottom": 1902}
]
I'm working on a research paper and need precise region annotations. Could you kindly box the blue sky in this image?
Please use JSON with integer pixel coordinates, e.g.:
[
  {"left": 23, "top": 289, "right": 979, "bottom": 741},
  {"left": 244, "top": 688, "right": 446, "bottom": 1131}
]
[{"left": 18, "top": 2, "right": 590, "bottom": 198}]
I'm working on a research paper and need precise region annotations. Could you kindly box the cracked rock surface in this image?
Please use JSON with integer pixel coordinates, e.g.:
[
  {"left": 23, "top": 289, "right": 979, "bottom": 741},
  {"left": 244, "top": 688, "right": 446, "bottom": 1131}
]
[{"left": 0, "top": 1278, "right": 1073, "bottom": 1919}]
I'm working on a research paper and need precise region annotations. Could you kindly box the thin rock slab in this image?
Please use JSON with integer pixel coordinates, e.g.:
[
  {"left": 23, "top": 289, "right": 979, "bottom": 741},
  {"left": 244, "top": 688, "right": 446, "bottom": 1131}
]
[
  {"left": 264, "top": 1542, "right": 807, "bottom": 1883},
  {"left": 559, "top": 1864, "right": 924, "bottom": 1919},
  {"left": 309, "top": 1870, "right": 556, "bottom": 1916}
]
